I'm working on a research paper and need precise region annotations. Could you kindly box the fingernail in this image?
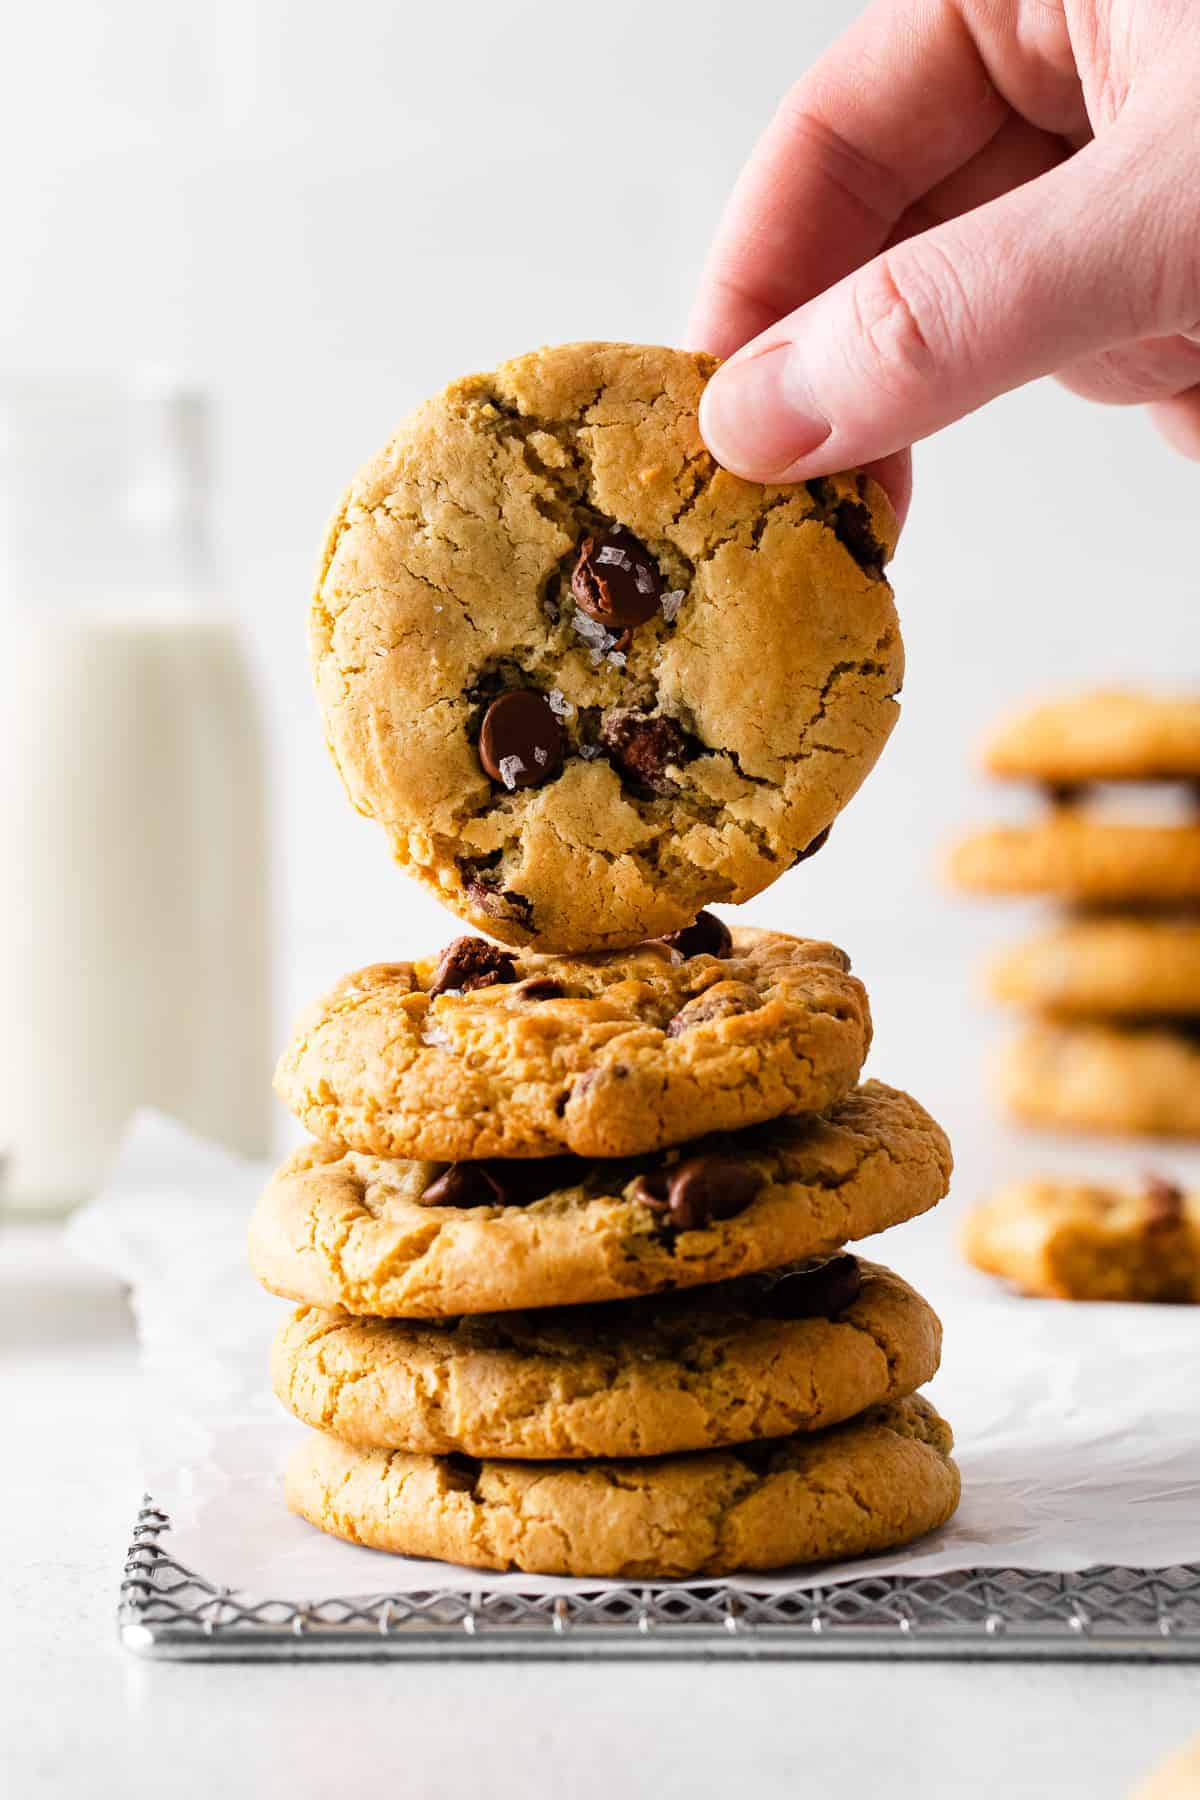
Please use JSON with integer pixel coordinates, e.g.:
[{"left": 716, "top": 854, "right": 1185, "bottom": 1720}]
[{"left": 700, "top": 344, "right": 831, "bottom": 480}]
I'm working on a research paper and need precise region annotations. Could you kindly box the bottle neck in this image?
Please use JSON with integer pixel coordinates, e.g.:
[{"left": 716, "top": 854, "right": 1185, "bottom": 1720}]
[{"left": 0, "top": 376, "right": 219, "bottom": 616}]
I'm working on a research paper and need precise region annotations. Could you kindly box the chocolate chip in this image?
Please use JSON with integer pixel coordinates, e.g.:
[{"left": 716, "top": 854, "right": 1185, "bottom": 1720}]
[
  {"left": 601, "top": 710, "right": 694, "bottom": 793},
  {"left": 420, "top": 1155, "right": 584, "bottom": 1209},
  {"left": 832, "top": 497, "right": 884, "bottom": 574},
  {"left": 661, "top": 911, "right": 733, "bottom": 959},
  {"left": 755, "top": 1255, "right": 862, "bottom": 1320},
  {"left": 419, "top": 1164, "right": 503, "bottom": 1208},
  {"left": 443, "top": 1452, "right": 482, "bottom": 1491},
  {"left": 804, "top": 478, "right": 886, "bottom": 575},
  {"left": 478, "top": 689, "right": 563, "bottom": 790},
  {"left": 792, "top": 823, "right": 832, "bottom": 866},
  {"left": 1044, "top": 782, "right": 1087, "bottom": 809},
  {"left": 516, "top": 976, "right": 566, "bottom": 1001},
  {"left": 665, "top": 982, "right": 758, "bottom": 1038},
  {"left": 571, "top": 528, "right": 662, "bottom": 630},
  {"left": 428, "top": 936, "right": 517, "bottom": 997},
  {"left": 460, "top": 861, "right": 535, "bottom": 932},
  {"left": 634, "top": 1154, "right": 760, "bottom": 1230},
  {"left": 1144, "top": 1173, "right": 1186, "bottom": 1231}
]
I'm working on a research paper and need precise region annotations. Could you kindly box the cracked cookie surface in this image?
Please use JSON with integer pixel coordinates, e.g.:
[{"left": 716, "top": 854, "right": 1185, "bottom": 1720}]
[
  {"left": 312, "top": 340, "right": 902, "bottom": 950},
  {"left": 271, "top": 1257, "right": 941, "bottom": 1459},
  {"left": 963, "top": 1178, "right": 1200, "bottom": 1301},
  {"left": 284, "top": 1394, "right": 960, "bottom": 1577},
  {"left": 275, "top": 925, "right": 871, "bottom": 1160},
  {"left": 1000, "top": 1020, "right": 1200, "bottom": 1138},
  {"left": 247, "top": 1080, "right": 952, "bottom": 1317}
]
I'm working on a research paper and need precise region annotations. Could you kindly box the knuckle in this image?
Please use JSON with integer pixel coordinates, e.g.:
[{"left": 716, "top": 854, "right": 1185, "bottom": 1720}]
[
  {"left": 773, "top": 87, "right": 907, "bottom": 234},
  {"left": 847, "top": 246, "right": 977, "bottom": 398}
]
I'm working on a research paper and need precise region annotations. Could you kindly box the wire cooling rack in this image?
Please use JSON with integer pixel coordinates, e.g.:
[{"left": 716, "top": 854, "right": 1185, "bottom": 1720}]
[{"left": 120, "top": 1500, "right": 1200, "bottom": 1661}]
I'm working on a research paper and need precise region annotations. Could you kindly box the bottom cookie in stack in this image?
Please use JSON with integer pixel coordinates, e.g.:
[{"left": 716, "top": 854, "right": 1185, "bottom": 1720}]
[
  {"left": 284, "top": 1394, "right": 958, "bottom": 1580},
  {"left": 251, "top": 1080, "right": 961, "bottom": 1576}
]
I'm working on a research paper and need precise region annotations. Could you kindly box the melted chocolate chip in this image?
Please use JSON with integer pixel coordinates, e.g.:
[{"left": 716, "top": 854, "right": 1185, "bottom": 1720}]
[
  {"left": 1144, "top": 1173, "right": 1186, "bottom": 1231},
  {"left": 665, "top": 982, "right": 758, "bottom": 1038},
  {"left": 460, "top": 861, "right": 535, "bottom": 932},
  {"left": 634, "top": 1154, "right": 760, "bottom": 1230},
  {"left": 420, "top": 1155, "right": 584, "bottom": 1209},
  {"left": 571, "top": 528, "right": 662, "bottom": 630},
  {"left": 478, "top": 690, "right": 563, "bottom": 790},
  {"left": 832, "top": 497, "right": 884, "bottom": 574},
  {"left": 1044, "top": 782, "right": 1087, "bottom": 809},
  {"left": 601, "top": 710, "right": 694, "bottom": 793},
  {"left": 661, "top": 911, "right": 733, "bottom": 959},
  {"left": 792, "top": 823, "right": 833, "bottom": 867},
  {"left": 516, "top": 976, "right": 566, "bottom": 1001},
  {"left": 443, "top": 1451, "right": 482, "bottom": 1491},
  {"left": 755, "top": 1254, "right": 862, "bottom": 1320},
  {"left": 428, "top": 936, "right": 517, "bottom": 997}
]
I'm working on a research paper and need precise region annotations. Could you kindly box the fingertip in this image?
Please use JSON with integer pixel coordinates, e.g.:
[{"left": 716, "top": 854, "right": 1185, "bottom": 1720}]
[{"left": 698, "top": 344, "right": 832, "bottom": 482}]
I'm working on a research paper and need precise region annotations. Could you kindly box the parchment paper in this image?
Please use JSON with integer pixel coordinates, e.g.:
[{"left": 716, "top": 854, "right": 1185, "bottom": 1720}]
[{"left": 67, "top": 1108, "right": 1200, "bottom": 1597}]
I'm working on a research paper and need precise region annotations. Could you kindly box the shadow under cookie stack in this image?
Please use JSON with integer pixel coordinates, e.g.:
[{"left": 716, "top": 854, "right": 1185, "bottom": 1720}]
[
  {"left": 248, "top": 340, "right": 962, "bottom": 1579},
  {"left": 950, "top": 691, "right": 1200, "bottom": 1303}
]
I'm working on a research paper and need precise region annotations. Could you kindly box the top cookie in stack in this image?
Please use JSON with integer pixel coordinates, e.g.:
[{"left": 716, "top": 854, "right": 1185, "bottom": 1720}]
[
  {"left": 311, "top": 340, "right": 902, "bottom": 952},
  {"left": 949, "top": 690, "right": 1200, "bottom": 1138},
  {"left": 251, "top": 342, "right": 962, "bottom": 1577}
]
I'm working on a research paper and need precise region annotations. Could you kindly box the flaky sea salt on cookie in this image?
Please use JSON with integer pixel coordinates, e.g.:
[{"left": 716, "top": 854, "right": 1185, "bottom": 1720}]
[{"left": 311, "top": 340, "right": 902, "bottom": 950}]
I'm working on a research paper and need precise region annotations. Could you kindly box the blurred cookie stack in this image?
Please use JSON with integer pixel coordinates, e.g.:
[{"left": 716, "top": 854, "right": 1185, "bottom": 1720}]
[
  {"left": 950, "top": 691, "right": 1200, "bottom": 1301},
  {"left": 950, "top": 691, "right": 1200, "bottom": 1138},
  {"left": 248, "top": 340, "right": 962, "bottom": 1576}
]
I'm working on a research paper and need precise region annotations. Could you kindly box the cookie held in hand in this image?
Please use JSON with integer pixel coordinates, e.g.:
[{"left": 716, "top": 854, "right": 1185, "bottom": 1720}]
[{"left": 312, "top": 340, "right": 902, "bottom": 950}]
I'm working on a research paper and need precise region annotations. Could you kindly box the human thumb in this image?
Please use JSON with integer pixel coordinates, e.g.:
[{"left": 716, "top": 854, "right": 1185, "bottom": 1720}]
[{"left": 699, "top": 125, "right": 1195, "bottom": 481}]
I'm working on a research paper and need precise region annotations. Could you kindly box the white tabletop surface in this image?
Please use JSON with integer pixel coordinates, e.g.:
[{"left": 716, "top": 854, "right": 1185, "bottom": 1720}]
[{"left": 3, "top": 1219, "right": 1198, "bottom": 1800}]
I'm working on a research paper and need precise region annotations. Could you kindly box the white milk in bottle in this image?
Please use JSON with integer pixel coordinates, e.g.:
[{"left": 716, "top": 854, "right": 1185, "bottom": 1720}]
[{"left": 0, "top": 377, "right": 270, "bottom": 1211}]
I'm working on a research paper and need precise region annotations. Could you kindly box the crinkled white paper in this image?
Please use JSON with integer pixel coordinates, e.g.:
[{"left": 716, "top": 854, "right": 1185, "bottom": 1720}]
[{"left": 67, "top": 1109, "right": 1200, "bottom": 1598}]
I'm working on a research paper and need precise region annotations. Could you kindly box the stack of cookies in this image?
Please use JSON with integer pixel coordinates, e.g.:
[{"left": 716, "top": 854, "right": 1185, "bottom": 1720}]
[
  {"left": 950, "top": 691, "right": 1200, "bottom": 1302},
  {"left": 950, "top": 692, "right": 1200, "bottom": 1139},
  {"left": 248, "top": 341, "right": 962, "bottom": 1578}
]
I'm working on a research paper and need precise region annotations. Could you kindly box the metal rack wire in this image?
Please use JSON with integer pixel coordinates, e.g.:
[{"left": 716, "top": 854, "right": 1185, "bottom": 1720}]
[{"left": 119, "top": 1499, "right": 1200, "bottom": 1661}]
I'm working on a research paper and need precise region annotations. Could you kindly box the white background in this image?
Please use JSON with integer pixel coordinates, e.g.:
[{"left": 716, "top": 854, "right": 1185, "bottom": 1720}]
[
  {"left": 3, "top": 0, "right": 1196, "bottom": 1153},
  {"left": 3, "top": 3, "right": 1199, "bottom": 1793}
]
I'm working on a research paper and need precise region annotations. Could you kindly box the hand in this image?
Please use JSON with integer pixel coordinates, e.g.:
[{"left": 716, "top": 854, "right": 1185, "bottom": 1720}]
[{"left": 688, "top": 0, "right": 1200, "bottom": 524}]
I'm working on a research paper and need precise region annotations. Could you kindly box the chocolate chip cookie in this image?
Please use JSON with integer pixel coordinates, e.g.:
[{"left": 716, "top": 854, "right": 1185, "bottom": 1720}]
[
  {"left": 275, "top": 923, "right": 871, "bottom": 1160},
  {"left": 947, "top": 814, "right": 1200, "bottom": 902},
  {"left": 271, "top": 1256, "right": 941, "bottom": 1459},
  {"left": 963, "top": 1175, "right": 1200, "bottom": 1301},
  {"left": 284, "top": 1394, "right": 960, "bottom": 1576},
  {"left": 983, "top": 690, "right": 1200, "bottom": 783},
  {"left": 312, "top": 340, "right": 902, "bottom": 950},
  {"left": 248, "top": 1080, "right": 952, "bottom": 1317},
  {"left": 1000, "top": 1019, "right": 1200, "bottom": 1137},
  {"left": 988, "top": 915, "right": 1200, "bottom": 1018}
]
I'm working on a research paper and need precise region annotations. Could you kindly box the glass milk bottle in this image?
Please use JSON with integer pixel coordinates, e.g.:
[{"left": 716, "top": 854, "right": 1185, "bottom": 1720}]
[{"left": 0, "top": 375, "right": 270, "bottom": 1213}]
